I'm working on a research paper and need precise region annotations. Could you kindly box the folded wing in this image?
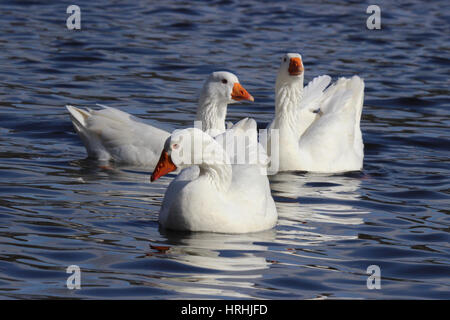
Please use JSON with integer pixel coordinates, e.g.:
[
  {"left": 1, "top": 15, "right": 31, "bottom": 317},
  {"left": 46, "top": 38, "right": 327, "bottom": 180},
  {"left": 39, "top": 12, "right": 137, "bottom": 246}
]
[{"left": 66, "top": 105, "right": 170, "bottom": 166}]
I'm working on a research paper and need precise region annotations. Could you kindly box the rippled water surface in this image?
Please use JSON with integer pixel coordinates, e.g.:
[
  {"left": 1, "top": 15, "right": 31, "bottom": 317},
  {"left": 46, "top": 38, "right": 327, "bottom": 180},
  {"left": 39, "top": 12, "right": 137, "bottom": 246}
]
[{"left": 0, "top": 0, "right": 449, "bottom": 299}]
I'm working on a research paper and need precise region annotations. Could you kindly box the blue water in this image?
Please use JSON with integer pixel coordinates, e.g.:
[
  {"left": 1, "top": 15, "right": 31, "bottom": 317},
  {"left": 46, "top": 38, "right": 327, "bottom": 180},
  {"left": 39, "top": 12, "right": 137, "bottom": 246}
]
[{"left": 0, "top": 0, "right": 449, "bottom": 299}]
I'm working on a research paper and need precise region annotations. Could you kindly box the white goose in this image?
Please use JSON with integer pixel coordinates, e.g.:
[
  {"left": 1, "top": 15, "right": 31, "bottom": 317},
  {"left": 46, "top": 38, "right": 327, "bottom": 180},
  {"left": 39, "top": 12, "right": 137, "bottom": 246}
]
[
  {"left": 150, "top": 119, "right": 277, "bottom": 233},
  {"left": 266, "top": 53, "right": 364, "bottom": 172},
  {"left": 66, "top": 71, "right": 254, "bottom": 167}
]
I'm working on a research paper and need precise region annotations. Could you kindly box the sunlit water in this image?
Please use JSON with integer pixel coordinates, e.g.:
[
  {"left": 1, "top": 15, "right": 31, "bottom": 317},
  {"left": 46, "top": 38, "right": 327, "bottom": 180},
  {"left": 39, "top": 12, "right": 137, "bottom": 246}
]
[{"left": 0, "top": 0, "right": 449, "bottom": 299}]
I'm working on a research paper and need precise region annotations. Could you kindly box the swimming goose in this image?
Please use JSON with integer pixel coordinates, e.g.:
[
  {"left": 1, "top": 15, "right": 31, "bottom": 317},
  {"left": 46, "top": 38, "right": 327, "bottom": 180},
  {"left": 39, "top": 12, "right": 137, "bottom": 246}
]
[
  {"left": 151, "top": 119, "right": 277, "bottom": 233},
  {"left": 66, "top": 71, "right": 254, "bottom": 167},
  {"left": 266, "top": 53, "right": 364, "bottom": 172}
]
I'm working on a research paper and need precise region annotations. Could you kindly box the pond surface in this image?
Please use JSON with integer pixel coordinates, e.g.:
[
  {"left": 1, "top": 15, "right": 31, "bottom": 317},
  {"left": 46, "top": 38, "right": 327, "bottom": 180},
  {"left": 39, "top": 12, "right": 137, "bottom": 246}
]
[{"left": 0, "top": 0, "right": 449, "bottom": 299}]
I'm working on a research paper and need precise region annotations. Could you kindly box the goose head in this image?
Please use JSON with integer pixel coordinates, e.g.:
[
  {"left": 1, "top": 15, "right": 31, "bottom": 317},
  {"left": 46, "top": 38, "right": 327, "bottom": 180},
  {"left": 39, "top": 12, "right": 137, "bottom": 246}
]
[
  {"left": 200, "top": 71, "right": 254, "bottom": 104},
  {"left": 274, "top": 53, "right": 320, "bottom": 137},
  {"left": 151, "top": 128, "right": 229, "bottom": 182},
  {"left": 197, "top": 71, "right": 254, "bottom": 134},
  {"left": 276, "top": 53, "right": 304, "bottom": 87}
]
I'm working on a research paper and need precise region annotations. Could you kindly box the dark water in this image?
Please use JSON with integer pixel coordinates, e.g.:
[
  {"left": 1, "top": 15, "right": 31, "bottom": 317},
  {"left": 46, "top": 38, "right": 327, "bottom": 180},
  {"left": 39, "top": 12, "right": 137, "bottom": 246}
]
[{"left": 0, "top": 0, "right": 449, "bottom": 299}]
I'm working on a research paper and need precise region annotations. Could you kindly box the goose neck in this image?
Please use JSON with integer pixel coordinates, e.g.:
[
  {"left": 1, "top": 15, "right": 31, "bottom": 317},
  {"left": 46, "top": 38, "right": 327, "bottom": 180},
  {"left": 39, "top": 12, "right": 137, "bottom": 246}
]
[
  {"left": 275, "top": 80, "right": 303, "bottom": 115},
  {"left": 273, "top": 80, "right": 304, "bottom": 132},
  {"left": 196, "top": 96, "right": 227, "bottom": 134}
]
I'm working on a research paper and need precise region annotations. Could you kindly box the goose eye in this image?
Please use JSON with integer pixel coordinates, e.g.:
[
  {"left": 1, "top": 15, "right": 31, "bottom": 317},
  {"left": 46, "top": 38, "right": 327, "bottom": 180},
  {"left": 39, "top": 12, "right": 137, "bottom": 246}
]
[
  {"left": 221, "top": 79, "right": 228, "bottom": 84},
  {"left": 172, "top": 143, "right": 179, "bottom": 150}
]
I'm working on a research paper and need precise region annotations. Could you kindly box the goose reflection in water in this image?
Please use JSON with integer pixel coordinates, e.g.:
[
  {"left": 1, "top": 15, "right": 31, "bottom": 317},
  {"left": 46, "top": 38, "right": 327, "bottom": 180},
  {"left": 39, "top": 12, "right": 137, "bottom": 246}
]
[
  {"left": 149, "top": 229, "right": 276, "bottom": 298},
  {"left": 269, "top": 171, "right": 367, "bottom": 245}
]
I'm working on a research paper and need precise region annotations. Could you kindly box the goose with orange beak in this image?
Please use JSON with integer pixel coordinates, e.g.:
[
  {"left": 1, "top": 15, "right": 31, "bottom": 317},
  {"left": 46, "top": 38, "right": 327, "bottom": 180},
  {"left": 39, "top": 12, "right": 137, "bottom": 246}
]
[
  {"left": 66, "top": 71, "right": 254, "bottom": 167},
  {"left": 150, "top": 125, "right": 277, "bottom": 233},
  {"left": 264, "top": 52, "right": 365, "bottom": 172}
]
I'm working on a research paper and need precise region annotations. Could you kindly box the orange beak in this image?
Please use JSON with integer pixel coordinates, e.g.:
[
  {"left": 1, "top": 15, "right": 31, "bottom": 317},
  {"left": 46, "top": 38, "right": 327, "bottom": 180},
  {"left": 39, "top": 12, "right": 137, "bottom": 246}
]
[
  {"left": 231, "top": 83, "right": 254, "bottom": 102},
  {"left": 288, "top": 57, "right": 303, "bottom": 76},
  {"left": 150, "top": 150, "right": 177, "bottom": 182}
]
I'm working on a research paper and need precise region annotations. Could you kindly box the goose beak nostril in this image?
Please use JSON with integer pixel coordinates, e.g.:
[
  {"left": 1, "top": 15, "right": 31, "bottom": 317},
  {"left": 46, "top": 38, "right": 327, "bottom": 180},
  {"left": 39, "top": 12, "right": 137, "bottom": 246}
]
[
  {"left": 231, "top": 83, "right": 254, "bottom": 102},
  {"left": 288, "top": 57, "right": 303, "bottom": 76}
]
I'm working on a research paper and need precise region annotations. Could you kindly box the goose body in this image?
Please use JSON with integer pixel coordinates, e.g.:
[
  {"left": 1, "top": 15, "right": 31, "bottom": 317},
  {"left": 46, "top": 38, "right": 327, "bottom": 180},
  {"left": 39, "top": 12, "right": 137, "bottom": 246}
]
[
  {"left": 151, "top": 119, "right": 277, "bottom": 233},
  {"left": 66, "top": 71, "right": 253, "bottom": 166},
  {"left": 266, "top": 53, "right": 364, "bottom": 173},
  {"left": 66, "top": 105, "right": 170, "bottom": 166}
]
